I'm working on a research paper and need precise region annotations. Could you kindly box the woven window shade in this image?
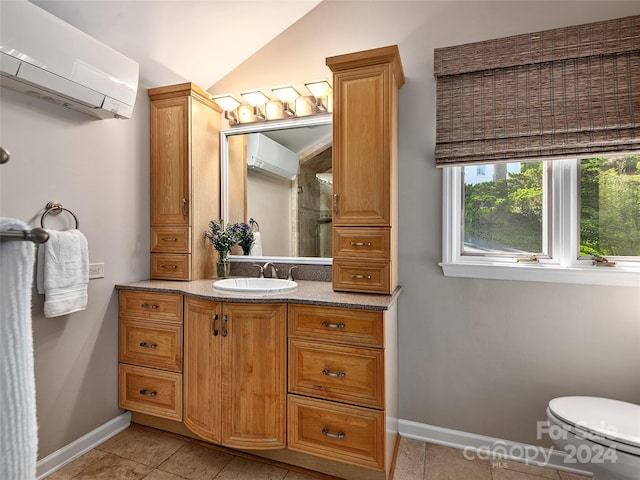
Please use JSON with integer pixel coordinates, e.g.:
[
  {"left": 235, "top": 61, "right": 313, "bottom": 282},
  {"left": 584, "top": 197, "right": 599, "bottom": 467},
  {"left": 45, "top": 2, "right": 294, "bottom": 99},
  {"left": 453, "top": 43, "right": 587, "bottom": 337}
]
[{"left": 434, "top": 15, "right": 640, "bottom": 167}]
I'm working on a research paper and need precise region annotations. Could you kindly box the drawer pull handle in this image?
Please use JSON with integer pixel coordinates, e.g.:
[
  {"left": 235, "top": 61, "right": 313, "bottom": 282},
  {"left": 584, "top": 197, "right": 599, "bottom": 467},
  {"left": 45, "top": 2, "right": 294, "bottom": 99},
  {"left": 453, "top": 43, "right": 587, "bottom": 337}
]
[
  {"left": 322, "top": 428, "right": 345, "bottom": 440},
  {"left": 221, "top": 315, "right": 228, "bottom": 337},
  {"left": 212, "top": 314, "right": 219, "bottom": 336},
  {"left": 139, "top": 342, "right": 157, "bottom": 349},
  {"left": 351, "top": 274, "right": 372, "bottom": 279},
  {"left": 350, "top": 241, "right": 372, "bottom": 247},
  {"left": 139, "top": 389, "right": 157, "bottom": 397},
  {"left": 322, "top": 369, "right": 346, "bottom": 378},
  {"left": 322, "top": 321, "right": 345, "bottom": 329},
  {"left": 162, "top": 237, "right": 178, "bottom": 242},
  {"left": 161, "top": 264, "right": 177, "bottom": 269},
  {"left": 141, "top": 303, "right": 159, "bottom": 309}
]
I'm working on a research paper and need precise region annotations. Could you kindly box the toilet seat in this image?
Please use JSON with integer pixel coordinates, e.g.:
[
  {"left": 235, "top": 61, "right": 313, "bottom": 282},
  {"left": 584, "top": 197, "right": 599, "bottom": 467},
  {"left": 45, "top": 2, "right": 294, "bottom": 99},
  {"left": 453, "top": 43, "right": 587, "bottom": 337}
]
[{"left": 548, "top": 397, "right": 640, "bottom": 456}]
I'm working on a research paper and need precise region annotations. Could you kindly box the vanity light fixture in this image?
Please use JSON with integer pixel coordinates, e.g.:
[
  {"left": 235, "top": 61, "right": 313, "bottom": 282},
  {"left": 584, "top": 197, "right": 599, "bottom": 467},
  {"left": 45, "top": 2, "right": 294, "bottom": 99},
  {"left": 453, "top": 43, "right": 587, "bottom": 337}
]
[
  {"left": 240, "top": 90, "right": 270, "bottom": 120},
  {"left": 212, "top": 95, "right": 241, "bottom": 125},
  {"left": 304, "top": 80, "right": 332, "bottom": 113},
  {"left": 271, "top": 85, "right": 300, "bottom": 116}
]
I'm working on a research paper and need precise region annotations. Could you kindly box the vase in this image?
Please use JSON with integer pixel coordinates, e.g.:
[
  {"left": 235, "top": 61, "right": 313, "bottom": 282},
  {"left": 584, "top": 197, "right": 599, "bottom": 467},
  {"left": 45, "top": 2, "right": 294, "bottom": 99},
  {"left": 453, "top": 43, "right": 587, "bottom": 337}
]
[{"left": 216, "top": 261, "right": 230, "bottom": 278}]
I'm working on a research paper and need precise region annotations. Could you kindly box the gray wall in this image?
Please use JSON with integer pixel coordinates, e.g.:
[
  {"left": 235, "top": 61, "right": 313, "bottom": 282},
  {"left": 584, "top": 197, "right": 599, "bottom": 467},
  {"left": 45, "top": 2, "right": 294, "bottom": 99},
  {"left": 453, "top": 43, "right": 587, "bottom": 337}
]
[
  {"left": 0, "top": 87, "right": 150, "bottom": 458},
  {"left": 1, "top": 0, "right": 639, "bottom": 461}
]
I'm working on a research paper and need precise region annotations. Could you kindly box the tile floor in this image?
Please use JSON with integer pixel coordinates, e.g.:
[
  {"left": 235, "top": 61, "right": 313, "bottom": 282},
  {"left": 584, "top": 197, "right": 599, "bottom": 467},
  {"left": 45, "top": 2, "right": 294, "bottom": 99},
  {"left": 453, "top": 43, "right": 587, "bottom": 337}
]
[{"left": 44, "top": 424, "right": 591, "bottom": 480}]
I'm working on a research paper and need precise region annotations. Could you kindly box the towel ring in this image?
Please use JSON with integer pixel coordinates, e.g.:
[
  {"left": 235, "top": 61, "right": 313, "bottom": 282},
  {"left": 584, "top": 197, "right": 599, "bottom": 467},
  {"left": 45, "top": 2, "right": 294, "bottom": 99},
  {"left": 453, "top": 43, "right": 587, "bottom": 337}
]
[{"left": 41, "top": 201, "right": 79, "bottom": 229}]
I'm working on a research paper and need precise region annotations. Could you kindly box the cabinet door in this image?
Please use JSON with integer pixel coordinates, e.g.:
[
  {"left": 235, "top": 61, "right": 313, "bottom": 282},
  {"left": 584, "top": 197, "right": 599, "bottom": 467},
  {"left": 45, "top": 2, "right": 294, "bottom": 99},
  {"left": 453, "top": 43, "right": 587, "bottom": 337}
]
[
  {"left": 184, "top": 297, "right": 222, "bottom": 443},
  {"left": 221, "top": 303, "right": 287, "bottom": 450},
  {"left": 151, "top": 96, "right": 190, "bottom": 226},
  {"left": 332, "top": 65, "right": 391, "bottom": 226}
]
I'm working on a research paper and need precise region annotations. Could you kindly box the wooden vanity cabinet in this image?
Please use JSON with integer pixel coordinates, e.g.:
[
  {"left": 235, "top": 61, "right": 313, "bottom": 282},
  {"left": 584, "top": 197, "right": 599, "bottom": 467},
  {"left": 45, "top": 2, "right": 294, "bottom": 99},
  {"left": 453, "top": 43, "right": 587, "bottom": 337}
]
[
  {"left": 287, "top": 303, "right": 398, "bottom": 477},
  {"left": 327, "top": 46, "right": 404, "bottom": 294},
  {"left": 148, "top": 82, "right": 222, "bottom": 280},
  {"left": 183, "top": 298, "right": 287, "bottom": 450},
  {"left": 118, "top": 290, "right": 183, "bottom": 421}
]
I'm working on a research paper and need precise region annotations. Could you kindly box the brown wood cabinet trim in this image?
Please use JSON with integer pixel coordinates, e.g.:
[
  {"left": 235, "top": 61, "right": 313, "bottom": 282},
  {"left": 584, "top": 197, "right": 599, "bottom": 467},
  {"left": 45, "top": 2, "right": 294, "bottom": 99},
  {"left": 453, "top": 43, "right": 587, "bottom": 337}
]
[
  {"left": 326, "top": 45, "right": 405, "bottom": 87},
  {"left": 288, "top": 339, "right": 385, "bottom": 409},
  {"left": 119, "top": 290, "right": 183, "bottom": 323},
  {"left": 148, "top": 82, "right": 222, "bottom": 111},
  {"left": 118, "top": 364, "right": 182, "bottom": 421},
  {"left": 119, "top": 318, "right": 183, "bottom": 372},
  {"left": 288, "top": 303, "right": 384, "bottom": 347},
  {"left": 287, "top": 395, "right": 385, "bottom": 471}
]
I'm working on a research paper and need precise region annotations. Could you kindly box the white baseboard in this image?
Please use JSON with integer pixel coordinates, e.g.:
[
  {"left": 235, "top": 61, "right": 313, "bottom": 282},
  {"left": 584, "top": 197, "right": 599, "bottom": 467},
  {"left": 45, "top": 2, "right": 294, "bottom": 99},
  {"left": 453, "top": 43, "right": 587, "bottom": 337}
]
[
  {"left": 398, "top": 419, "right": 593, "bottom": 477},
  {"left": 36, "top": 411, "right": 131, "bottom": 479}
]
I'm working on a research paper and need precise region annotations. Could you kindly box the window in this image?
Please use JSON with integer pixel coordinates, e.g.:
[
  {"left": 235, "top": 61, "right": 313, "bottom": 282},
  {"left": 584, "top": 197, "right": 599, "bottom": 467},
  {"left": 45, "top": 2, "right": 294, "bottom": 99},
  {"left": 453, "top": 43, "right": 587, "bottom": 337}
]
[
  {"left": 579, "top": 156, "right": 640, "bottom": 258},
  {"left": 442, "top": 156, "right": 640, "bottom": 286},
  {"left": 463, "top": 161, "right": 547, "bottom": 257},
  {"left": 434, "top": 16, "right": 640, "bottom": 286}
]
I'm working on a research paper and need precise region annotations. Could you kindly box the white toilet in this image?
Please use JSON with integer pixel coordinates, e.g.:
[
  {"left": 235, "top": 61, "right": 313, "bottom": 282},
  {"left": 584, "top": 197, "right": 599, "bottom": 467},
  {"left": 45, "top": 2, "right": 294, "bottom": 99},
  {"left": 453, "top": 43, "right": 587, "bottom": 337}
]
[{"left": 546, "top": 396, "right": 640, "bottom": 480}]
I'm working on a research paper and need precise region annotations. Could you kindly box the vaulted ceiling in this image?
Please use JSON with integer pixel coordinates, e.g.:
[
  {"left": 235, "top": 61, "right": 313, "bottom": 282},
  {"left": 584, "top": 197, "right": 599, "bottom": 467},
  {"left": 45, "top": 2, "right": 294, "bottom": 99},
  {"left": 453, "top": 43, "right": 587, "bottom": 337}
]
[{"left": 32, "top": 0, "right": 323, "bottom": 90}]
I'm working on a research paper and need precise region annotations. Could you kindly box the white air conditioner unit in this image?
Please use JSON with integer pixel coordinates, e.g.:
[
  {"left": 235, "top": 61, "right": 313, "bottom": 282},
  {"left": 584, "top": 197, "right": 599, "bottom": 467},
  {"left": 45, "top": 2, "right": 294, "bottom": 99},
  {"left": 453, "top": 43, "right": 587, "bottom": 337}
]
[
  {"left": 0, "top": 1, "right": 139, "bottom": 119},
  {"left": 246, "top": 133, "right": 299, "bottom": 180}
]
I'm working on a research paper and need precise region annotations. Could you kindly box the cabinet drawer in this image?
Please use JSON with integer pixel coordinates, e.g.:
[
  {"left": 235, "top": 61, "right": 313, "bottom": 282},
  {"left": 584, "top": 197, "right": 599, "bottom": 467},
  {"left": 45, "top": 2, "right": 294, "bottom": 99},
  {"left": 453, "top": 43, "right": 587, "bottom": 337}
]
[
  {"left": 289, "top": 340, "right": 383, "bottom": 409},
  {"left": 119, "top": 319, "right": 182, "bottom": 372},
  {"left": 151, "top": 227, "right": 190, "bottom": 253},
  {"left": 288, "top": 395, "right": 384, "bottom": 471},
  {"left": 288, "top": 304, "right": 383, "bottom": 347},
  {"left": 332, "top": 260, "right": 390, "bottom": 294},
  {"left": 119, "top": 290, "right": 183, "bottom": 323},
  {"left": 151, "top": 253, "right": 191, "bottom": 280},
  {"left": 333, "top": 227, "right": 390, "bottom": 259},
  {"left": 118, "top": 364, "right": 182, "bottom": 421}
]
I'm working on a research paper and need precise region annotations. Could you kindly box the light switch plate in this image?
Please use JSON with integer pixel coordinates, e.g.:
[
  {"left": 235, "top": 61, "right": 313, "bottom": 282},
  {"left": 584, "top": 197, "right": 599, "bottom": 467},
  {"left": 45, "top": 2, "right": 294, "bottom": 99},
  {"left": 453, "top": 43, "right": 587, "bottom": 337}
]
[{"left": 89, "top": 263, "right": 104, "bottom": 279}]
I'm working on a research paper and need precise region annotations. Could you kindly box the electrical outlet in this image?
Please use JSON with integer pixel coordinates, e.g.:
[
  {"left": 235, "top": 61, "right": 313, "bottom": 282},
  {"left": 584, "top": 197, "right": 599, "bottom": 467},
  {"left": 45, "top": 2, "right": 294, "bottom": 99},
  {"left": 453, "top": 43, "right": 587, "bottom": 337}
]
[{"left": 89, "top": 263, "right": 104, "bottom": 279}]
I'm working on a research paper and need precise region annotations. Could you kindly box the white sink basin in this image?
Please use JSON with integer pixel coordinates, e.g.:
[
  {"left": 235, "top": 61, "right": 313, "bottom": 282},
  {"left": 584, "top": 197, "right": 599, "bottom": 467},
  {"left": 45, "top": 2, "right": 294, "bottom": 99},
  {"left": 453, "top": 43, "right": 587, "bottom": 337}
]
[{"left": 213, "top": 277, "right": 298, "bottom": 293}]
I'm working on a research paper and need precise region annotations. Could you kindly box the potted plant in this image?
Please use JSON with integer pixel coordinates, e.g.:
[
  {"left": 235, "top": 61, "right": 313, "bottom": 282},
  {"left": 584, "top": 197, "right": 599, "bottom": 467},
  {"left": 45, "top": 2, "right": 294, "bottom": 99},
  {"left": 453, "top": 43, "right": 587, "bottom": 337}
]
[
  {"left": 234, "top": 222, "right": 255, "bottom": 256},
  {"left": 204, "top": 220, "right": 239, "bottom": 278}
]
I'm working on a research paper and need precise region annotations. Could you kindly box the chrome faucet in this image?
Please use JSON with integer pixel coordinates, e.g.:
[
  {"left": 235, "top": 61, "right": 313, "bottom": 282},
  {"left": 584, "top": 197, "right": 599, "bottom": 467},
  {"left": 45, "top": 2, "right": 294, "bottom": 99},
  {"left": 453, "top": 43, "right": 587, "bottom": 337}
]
[
  {"left": 262, "top": 262, "right": 278, "bottom": 279},
  {"left": 252, "top": 264, "right": 265, "bottom": 278}
]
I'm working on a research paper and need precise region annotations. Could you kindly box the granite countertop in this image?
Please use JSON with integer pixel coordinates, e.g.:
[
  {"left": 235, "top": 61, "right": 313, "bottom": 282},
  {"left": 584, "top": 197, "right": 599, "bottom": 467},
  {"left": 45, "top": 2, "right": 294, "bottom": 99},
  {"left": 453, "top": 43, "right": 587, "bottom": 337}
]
[{"left": 116, "top": 278, "right": 401, "bottom": 311}]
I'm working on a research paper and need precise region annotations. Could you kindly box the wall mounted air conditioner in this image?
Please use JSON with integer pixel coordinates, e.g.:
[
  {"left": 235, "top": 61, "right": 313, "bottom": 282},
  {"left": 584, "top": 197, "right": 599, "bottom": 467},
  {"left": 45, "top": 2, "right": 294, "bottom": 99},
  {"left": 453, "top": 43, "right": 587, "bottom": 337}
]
[
  {"left": 0, "top": 0, "right": 139, "bottom": 119},
  {"left": 246, "top": 133, "right": 299, "bottom": 180}
]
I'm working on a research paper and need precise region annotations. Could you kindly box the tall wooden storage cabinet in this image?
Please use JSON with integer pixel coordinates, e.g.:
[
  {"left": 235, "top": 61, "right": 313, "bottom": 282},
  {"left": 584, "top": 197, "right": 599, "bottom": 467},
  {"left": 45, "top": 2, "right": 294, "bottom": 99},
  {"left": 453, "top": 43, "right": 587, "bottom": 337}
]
[
  {"left": 148, "top": 82, "right": 222, "bottom": 280},
  {"left": 327, "top": 46, "right": 404, "bottom": 294}
]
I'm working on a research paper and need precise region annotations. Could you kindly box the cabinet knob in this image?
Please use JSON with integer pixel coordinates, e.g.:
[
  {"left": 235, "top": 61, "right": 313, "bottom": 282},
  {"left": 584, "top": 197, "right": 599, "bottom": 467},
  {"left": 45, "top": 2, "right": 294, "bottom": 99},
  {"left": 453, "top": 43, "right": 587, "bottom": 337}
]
[
  {"left": 162, "top": 237, "right": 178, "bottom": 242},
  {"left": 139, "top": 342, "right": 157, "bottom": 349},
  {"left": 351, "top": 274, "right": 372, "bottom": 280},
  {"left": 182, "top": 198, "right": 188, "bottom": 217},
  {"left": 141, "top": 303, "right": 159, "bottom": 309},
  {"left": 350, "top": 242, "right": 372, "bottom": 247},
  {"left": 161, "top": 265, "right": 178, "bottom": 269},
  {"left": 139, "top": 389, "right": 157, "bottom": 397}
]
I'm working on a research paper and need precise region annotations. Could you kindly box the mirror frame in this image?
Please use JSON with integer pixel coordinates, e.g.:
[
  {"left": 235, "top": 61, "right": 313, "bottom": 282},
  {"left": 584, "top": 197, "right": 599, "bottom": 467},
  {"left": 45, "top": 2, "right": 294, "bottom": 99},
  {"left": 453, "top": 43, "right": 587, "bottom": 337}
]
[{"left": 220, "top": 115, "right": 333, "bottom": 265}]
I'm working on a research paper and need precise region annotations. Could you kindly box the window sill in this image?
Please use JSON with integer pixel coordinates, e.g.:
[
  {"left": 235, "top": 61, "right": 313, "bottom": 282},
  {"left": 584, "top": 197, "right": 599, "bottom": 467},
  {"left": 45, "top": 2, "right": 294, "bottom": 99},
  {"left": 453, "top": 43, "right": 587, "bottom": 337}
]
[{"left": 439, "top": 262, "right": 640, "bottom": 287}]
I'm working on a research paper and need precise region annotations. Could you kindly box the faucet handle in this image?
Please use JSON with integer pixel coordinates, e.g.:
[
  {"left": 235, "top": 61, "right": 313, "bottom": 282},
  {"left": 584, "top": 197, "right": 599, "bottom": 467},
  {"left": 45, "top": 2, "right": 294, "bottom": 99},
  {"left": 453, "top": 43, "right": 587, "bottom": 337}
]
[
  {"left": 252, "top": 264, "right": 265, "bottom": 278},
  {"left": 287, "top": 266, "right": 298, "bottom": 281}
]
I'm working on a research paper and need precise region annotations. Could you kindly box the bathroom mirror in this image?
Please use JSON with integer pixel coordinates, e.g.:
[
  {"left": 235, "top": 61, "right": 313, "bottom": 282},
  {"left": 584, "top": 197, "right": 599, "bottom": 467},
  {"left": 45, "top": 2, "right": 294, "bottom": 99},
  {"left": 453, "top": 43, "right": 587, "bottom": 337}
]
[{"left": 220, "top": 115, "right": 333, "bottom": 265}]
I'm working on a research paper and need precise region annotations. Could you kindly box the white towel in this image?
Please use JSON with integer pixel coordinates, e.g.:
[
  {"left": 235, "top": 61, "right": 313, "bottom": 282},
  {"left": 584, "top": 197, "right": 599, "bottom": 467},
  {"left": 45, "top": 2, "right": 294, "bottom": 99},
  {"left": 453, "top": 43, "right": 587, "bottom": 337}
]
[
  {"left": 250, "top": 231, "right": 263, "bottom": 256},
  {"left": 37, "top": 229, "right": 89, "bottom": 318},
  {"left": 0, "top": 217, "right": 38, "bottom": 480}
]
